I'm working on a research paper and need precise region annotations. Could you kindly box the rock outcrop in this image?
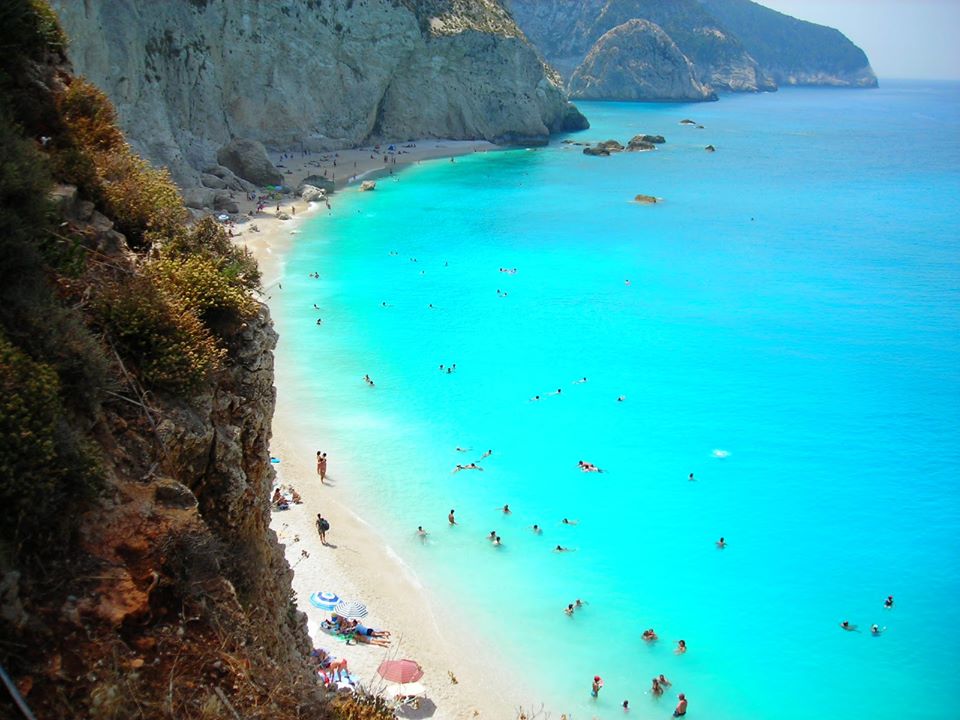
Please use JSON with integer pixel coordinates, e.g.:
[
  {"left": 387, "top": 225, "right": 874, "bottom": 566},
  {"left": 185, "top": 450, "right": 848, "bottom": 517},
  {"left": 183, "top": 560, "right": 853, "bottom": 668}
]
[
  {"left": 570, "top": 20, "right": 716, "bottom": 102},
  {"left": 49, "top": 0, "right": 587, "bottom": 184},
  {"left": 699, "top": 0, "right": 877, "bottom": 87},
  {"left": 216, "top": 139, "right": 283, "bottom": 187},
  {"left": 507, "top": 0, "right": 876, "bottom": 99}
]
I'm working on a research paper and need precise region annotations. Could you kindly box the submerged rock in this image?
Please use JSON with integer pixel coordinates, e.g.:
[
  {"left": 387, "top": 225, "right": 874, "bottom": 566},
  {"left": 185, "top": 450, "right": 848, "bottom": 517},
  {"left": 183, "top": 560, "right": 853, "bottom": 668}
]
[{"left": 359, "top": 180, "right": 376, "bottom": 192}]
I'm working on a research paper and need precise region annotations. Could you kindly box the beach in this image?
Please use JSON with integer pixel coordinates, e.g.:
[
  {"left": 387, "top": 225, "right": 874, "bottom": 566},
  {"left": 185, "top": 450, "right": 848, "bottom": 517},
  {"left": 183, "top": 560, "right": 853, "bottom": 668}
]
[{"left": 232, "top": 139, "right": 524, "bottom": 719}]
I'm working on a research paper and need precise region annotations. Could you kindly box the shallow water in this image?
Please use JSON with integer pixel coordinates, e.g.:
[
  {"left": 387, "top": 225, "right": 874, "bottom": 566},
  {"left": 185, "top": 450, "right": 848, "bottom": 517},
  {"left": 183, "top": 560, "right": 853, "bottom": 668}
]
[{"left": 273, "top": 81, "right": 960, "bottom": 719}]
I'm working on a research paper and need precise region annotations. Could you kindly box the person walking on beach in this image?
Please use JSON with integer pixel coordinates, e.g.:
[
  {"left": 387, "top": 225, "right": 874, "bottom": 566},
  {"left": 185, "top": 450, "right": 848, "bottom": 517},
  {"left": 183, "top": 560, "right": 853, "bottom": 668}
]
[
  {"left": 317, "top": 451, "right": 328, "bottom": 482},
  {"left": 673, "top": 693, "right": 687, "bottom": 717},
  {"left": 316, "top": 514, "right": 330, "bottom": 544}
]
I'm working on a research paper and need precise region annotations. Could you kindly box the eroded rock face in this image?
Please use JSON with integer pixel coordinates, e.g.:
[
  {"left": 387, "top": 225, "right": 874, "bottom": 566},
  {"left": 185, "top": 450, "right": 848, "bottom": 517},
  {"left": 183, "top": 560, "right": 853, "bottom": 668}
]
[
  {"left": 50, "top": 0, "right": 587, "bottom": 184},
  {"left": 570, "top": 20, "right": 716, "bottom": 102}
]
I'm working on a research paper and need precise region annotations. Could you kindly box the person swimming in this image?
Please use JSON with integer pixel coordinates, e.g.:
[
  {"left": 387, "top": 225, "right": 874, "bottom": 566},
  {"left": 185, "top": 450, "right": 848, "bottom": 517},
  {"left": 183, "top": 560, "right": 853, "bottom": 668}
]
[
  {"left": 452, "top": 463, "right": 484, "bottom": 473},
  {"left": 502, "top": 504, "right": 511, "bottom": 514},
  {"left": 716, "top": 537, "right": 726, "bottom": 548},
  {"left": 555, "top": 545, "right": 574, "bottom": 552},
  {"left": 363, "top": 374, "right": 374, "bottom": 386},
  {"left": 493, "top": 536, "right": 502, "bottom": 547},
  {"left": 675, "top": 639, "right": 687, "bottom": 654},
  {"left": 531, "top": 524, "right": 542, "bottom": 534},
  {"left": 884, "top": 595, "right": 894, "bottom": 609},
  {"left": 617, "top": 395, "right": 626, "bottom": 402},
  {"left": 488, "top": 531, "right": 497, "bottom": 542},
  {"left": 573, "top": 377, "right": 588, "bottom": 384},
  {"left": 562, "top": 518, "right": 579, "bottom": 525},
  {"left": 871, "top": 624, "right": 885, "bottom": 635},
  {"left": 480, "top": 449, "right": 493, "bottom": 459},
  {"left": 417, "top": 526, "right": 427, "bottom": 537},
  {"left": 455, "top": 446, "right": 471, "bottom": 452},
  {"left": 651, "top": 678, "right": 663, "bottom": 696},
  {"left": 642, "top": 628, "right": 658, "bottom": 641},
  {"left": 658, "top": 674, "right": 671, "bottom": 687},
  {"left": 448, "top": 509, "right": 456, "bottom": 525},
  {"left": 565, "top": 604, "right": 575, "bottom": 616},
  {"left": 839, "top": 621, "right": 857, "bottom": 631}
]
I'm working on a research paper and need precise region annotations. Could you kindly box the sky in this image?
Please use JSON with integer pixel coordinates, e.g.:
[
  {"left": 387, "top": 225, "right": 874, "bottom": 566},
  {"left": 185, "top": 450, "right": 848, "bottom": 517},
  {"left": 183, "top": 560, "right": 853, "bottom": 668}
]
[{"left": 759, "top": 0, "right": 960, "bottom": 80}]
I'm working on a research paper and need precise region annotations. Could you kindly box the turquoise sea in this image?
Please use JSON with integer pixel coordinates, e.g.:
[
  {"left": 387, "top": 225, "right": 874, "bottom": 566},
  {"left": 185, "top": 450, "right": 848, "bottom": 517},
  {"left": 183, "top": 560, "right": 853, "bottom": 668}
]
[{"left": 273, "top": 81, "right": 960, "bottom": 719}]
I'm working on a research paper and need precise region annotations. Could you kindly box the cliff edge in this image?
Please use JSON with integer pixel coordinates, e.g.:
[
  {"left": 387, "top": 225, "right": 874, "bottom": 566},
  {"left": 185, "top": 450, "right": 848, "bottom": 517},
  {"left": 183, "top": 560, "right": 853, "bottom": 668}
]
[{"left": 49, "top": 0, "right": 587, "bottom": 184}]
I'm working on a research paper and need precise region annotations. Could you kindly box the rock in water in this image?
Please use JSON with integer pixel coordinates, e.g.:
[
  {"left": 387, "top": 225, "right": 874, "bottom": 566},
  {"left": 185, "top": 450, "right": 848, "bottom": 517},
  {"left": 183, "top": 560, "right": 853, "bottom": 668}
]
[
  {"left": 217, "top": 139, "right": 282, "bottom": 187},
  {"left": 359, "top": 181, "right": 376, "bottom": 192},
  {"left": 631, "top": 134, "right": 665, "bottom": 144},
  {"left": 634, "top": 194, "right": 658, "bottom": 204},
  {"left": 569, "top": 20, "right": 717, "bottom": 102},
  {"left": 583, "top": 146, "right": 610, "bottom": 157},
  {"left": 705, "top": 145, "right": 716, "bottom": 152}
]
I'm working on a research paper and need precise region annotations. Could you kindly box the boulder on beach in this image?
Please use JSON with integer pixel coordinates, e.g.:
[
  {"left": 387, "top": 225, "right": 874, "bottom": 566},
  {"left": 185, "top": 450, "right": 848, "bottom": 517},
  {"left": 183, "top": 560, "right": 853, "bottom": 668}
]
[
  {"left": 359, "top": 180, "right": 376, "bottom": 192},
  {"left": 216, "top": 138, "right": 283, "bottom": 187},
  {"left": 300, "top": 185, "right": 325, "bottom": 203},
  {"left": 634, "top": 194, "right": 658, "bottom": 204},
  {"left": 298, "top": 175, "right": 335, "bottom": 193},
  {"left": 183, "top": 187, "right": 215, "bottom": 210}
]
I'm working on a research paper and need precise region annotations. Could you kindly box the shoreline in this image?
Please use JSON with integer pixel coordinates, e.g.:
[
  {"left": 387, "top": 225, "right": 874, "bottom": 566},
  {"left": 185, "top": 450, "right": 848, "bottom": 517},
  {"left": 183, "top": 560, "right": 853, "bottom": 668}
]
[{"left": 233, "top": 139, "right": 527, "bottom": 719}]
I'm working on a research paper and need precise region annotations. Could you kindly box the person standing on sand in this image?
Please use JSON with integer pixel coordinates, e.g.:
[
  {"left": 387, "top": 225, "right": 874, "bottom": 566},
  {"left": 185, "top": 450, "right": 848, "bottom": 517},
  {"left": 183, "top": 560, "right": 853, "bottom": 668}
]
[
  {"left": 316, "top": 514, "right": 329, "bottom": 544},
  {"left": 317, "top": 451, "right": 328, "bottom": 482}
]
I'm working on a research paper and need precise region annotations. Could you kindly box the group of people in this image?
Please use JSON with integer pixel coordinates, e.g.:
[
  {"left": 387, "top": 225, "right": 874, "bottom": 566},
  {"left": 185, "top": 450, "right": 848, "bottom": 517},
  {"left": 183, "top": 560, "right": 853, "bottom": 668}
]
[
  {"left": 839, "top": 595, "right": 895, "bottom": 635},
  {"left": 271, "top": 485, "right": 303, "bottom": 510},
  {"left": 323, "top": 613, "right": 392, "bottom": 648},
  {"left": 592, "top": 674, "right": 686, "bottom": 716}
]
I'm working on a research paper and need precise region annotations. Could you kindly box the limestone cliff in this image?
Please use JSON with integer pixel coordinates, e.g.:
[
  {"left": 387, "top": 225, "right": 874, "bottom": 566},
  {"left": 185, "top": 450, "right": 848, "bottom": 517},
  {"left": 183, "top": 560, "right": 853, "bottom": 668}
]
[
  {"left": 49, "top": 0, "right": 587, "bottom": 184},
  {"left": 699, "top": 0, "right": 878, "bottom": 87},
  {"left": 569, "top": 19, "right": 716, "bottom": 102},
  {"left": 507, "top": 0, "right": 876, "bottom": 99}
]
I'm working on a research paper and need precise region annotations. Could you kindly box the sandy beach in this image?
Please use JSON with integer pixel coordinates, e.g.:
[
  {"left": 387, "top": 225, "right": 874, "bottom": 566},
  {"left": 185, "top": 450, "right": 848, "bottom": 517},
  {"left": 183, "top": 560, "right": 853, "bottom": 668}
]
[{"left": 229, "top": 140, "right": 530, "bottom": 719}]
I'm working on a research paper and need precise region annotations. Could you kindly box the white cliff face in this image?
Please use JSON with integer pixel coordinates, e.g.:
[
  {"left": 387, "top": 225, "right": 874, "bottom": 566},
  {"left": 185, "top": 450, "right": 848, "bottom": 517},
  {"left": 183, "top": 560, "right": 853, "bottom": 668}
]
[
  {"left": 569, "top": 20, "right": 716, "bottom": 102},
  {"left": 50, "top": 0, "right": 586, "bottom": 183}
]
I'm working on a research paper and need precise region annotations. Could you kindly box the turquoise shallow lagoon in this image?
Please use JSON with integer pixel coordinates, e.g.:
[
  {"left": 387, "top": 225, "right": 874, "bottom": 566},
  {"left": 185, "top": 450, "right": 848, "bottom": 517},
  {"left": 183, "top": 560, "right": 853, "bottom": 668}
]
[{"left": 274, "top": 81, "right": 960, "bottom": 719}]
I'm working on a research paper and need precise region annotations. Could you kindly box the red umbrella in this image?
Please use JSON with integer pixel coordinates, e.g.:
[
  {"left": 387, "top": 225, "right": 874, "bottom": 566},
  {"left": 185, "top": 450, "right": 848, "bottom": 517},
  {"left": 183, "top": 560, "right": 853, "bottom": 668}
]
[{"left": 377, "top": 659, "right": 424, "bottom": 684}]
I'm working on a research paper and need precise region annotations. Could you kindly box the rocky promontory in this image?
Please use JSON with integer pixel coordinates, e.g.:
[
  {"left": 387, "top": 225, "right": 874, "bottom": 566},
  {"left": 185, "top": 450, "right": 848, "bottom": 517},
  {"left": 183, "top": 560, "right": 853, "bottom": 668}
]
[{"left": 569, "top": 19, "right": 716, "bottom": 102}]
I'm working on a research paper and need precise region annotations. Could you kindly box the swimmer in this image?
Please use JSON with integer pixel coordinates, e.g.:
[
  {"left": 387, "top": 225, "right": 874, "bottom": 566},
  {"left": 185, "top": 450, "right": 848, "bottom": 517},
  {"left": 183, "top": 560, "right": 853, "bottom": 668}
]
[
  {"left": 624, "top": 279, "right": 631, "bottom": 286},
  {"left": 480, "top": 449, "right": 493, "bottom": 459},
  {"left": 673, "top": 693, "right": 687, "bottom": 717},
  {"left": 574, "top": 599, "right": 585, "bottom": 609},
  {"left": 548, "top": 388, "right": 562, "bottom": 396},
  {"left": 675, "top": 639, "right": 687, "bottom": 654},
  {"left": 561, "top": 518, "right": 579, "bottom": 525},
  {"left": 455, "top": 446, "right": 471, "bottom": 452},
  {"left": 531, "top": 524, "right": 542, "bottom": 534},
  {"left": 616, "top": 395, "right": 626, "bottom": 402},
  {"left": 452, "top": 463, "right": 484, "bottom": 473},
  {"left": 564, "top": 604, "right": 574, "bottom": 616},
  {"left": 417, "top": 526, "right": 428, "bottom": 537},
  {"left": 641, "top": 628, "right": 658, "bottom": 642},
  {"left": 622, "top": 699, "right": 629, "bottom": 711},
  {"left": 716, "top": 536, "right": 726, "bottom": 548},
  {"left": 448, "top": 509, "right": 456, "bottom": 525},
  {"left": 871, "top": 624, "right": 885, "bottom": 635},
  {"left": 689, "top": 472, "right": 695, "bottom": 481},
  {"left": 884, "top": 595, "right": 894, "bottom": 609},
  {"left": 530, "top": 395, "right": 541, "bottom": 401},
  {"left": 839, "top": 621, "right": 857, "bottom": 631},
  {"left": 573, "top": 377, "right": 588, "bottom": 384},
  {"left": 363, "top": 374, "right": 374, "bottom": 386},
  {"left": 493, "top": 536, "right": 502, "bottom": 547},
  {"left": 502, "top": 504, "right": 511, "bottom": 514},
  {"left": 658, "top": 674, "right": 671, "bottom": 687},
  {"left": 381, "top": 301, "right": 389, "bottom": 307},
  {"left": 651, "top": 677, "right": 663, "bottom": 696},
  {"left": 488, "top": 531, "right": 497, "bottom": 542},
  {"left": 555, "top": 545, "right": 574, "bottom": 552},
  {"left": 591, "top": 675, "right": 603, "bottom": 698},
  {"left": 316, "top": 318, "right": 322, "bottom": 325}
]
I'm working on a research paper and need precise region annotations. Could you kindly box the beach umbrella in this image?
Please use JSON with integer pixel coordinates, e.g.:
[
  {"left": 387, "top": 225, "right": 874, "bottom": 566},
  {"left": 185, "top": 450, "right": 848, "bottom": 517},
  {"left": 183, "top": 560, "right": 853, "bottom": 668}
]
[
  {"left": 309, "top": 591, "right": 340, "bottom": 610},
  {"left": 333, "top": 600, "right": 368, "bottom": 619},
  {"left": 378, "top": 659, "right": 424, "bottom": 684}
]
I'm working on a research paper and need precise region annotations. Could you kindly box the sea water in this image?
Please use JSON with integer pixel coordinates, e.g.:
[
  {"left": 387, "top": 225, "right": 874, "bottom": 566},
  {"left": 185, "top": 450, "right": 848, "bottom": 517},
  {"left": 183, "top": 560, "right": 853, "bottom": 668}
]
[{"left": 272, "top": 81, "right": 960, "bottom": 719}]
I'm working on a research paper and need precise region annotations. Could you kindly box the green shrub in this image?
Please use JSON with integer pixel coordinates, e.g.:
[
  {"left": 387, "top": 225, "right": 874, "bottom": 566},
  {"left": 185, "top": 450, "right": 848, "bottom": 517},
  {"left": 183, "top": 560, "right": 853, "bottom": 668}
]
[
  {"left": 0, "top": 332, "right": 100, "bottom": 549},
  {"left": 164, "top": 216, "right": 261, "bottom": 291},
  {"left": 149, "top": 255, "right": 258, "bottom": 330},
  {"left": 94, "top": 274, "right": 225, "bottom": 392},
  {"left": 57, "top": 79, "right": 125, "bottom": 154}
]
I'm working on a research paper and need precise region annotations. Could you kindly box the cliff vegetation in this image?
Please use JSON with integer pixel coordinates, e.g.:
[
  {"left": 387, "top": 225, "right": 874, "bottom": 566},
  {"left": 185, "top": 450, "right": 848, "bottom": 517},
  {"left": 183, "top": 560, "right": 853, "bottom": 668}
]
[{"left": 0, "top": 3, "right": 390, "bottom": 718}]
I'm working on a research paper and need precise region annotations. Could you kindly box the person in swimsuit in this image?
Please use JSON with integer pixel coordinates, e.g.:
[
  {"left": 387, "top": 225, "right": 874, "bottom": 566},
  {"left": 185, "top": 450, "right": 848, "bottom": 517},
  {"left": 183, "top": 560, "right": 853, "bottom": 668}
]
[
  {"left": 871, "top": 624, "right": 885, "bottom": 635},
  {"left": 658, "top": 674, "right": 671, "bottom": 687},
  {"left": 531, "top": 524, "right": 542, "bottom": 534},
  {"left": 884, "top": 595, "right": 894, "bottom": 609},
  {"left": 716, "top": 537, "right": 726, "bottom": 548},
  {"left": 555, "top": 545, "right": 574, "bottom": 552},
  {"left": 493, "top": 536, "right": 502, "bottom": 547},
  {"left": 651, "top": 677, "right": 663, "bottom": 696},
  {"left": 673, "top": 693, "right": 687, "bottom": 717},
  {"left": 503, "top": 504, "right": 511, "bottom": 514},
  {"left": 591, "top": 675, "right": 603, "bottom": 698},
  {"left": 562, "top": 518, "right": 579, "bottom": 525},
  {"left": 642, "top": 628, "right": 657, "bottom": 641},
  {"left": 417, "top": 526, "right": 427, "bottom": 537},
  {"left": 564, "top": 604, "right": 575, "bottom": 616},
  {"left": 448, "top": 509, "right": 456, "bottom": 525},
  {"left": 839, "top": 621, "right": 857, "bottom": 631},
  {"left": 675, "top": 639, "right": 687, "bottom": 654},
  {"left": 318, "top": 452, "right": 328, "bottom": 482}
]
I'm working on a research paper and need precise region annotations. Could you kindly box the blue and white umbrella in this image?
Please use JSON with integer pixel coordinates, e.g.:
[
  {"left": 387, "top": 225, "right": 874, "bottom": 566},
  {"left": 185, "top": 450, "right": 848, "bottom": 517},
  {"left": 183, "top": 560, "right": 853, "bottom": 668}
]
[
  {"left": 333, "top": 600, "right": 368, "bottom": 619},
  {"left": 309, "top": 591, "right": 340, "bottom": 610}
]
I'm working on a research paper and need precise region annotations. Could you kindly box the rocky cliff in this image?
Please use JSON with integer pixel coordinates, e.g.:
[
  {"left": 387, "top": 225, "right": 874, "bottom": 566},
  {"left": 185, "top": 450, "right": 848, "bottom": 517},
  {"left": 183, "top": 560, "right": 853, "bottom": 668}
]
[
  {"left": 569, "top": 19, "right": 716, "bottom": 101},
  {"left": 49, "top": 0, "right": 587, "bottom": 184},
  {"left": 0, "top": 4, "right": 383, "bottom": 717},
  {"left": 699, "top": 0, "right": 878, "bottom": 87},
  {"left": 507, "top": 0, "right": 876, "bottom": 100}
]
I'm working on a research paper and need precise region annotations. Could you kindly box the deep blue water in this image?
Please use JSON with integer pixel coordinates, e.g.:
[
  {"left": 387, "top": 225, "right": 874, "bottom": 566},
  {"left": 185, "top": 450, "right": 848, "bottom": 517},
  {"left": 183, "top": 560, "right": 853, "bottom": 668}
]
[{"left": 273, "top": 81, "right": 960, "bottom": 719}]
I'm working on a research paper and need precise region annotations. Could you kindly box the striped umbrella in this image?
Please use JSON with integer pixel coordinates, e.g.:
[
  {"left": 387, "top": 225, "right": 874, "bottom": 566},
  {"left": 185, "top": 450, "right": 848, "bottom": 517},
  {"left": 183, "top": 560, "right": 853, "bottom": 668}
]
[
  {"left": 333, "top": 600, "right": 368, "bottom": 619},
  {"left": 309, "top": 591, "right": 340, "bottom": 610},
  {"left": 378, "top": 659, "right": 424, "bottom": 684}
]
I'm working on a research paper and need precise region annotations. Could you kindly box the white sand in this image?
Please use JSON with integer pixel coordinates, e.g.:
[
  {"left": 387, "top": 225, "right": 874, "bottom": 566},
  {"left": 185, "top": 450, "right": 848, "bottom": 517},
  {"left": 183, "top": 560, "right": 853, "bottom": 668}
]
[{"left": 230, "top": 140, "right": 538, "bottom": 719}]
